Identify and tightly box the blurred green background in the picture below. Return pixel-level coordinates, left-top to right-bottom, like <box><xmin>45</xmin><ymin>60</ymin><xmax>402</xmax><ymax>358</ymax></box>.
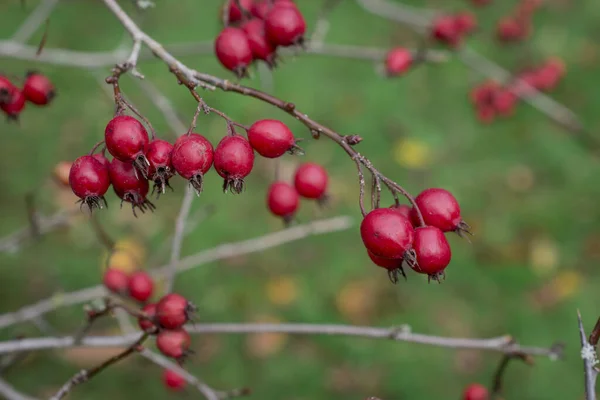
<box><xmin>1</xmin><ymin>0</ymin><xmax>599</xmax><ymax>399</ymax></box>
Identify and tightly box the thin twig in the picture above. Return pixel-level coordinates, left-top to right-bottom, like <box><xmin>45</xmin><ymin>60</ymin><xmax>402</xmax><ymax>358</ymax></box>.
<box><xmin>491</xmin><ymin>352</ymin><xmax>533</xmax><ymax>397</ymax></box>
<box><xmin>578</xmin><ymin>310</ymin><xmax>598</xmax><ymax>400</ymax></box>
<box><xmin>165</xmin><ymin>186</ymin><xmax>195</xmax><ymax>293</ymax></box>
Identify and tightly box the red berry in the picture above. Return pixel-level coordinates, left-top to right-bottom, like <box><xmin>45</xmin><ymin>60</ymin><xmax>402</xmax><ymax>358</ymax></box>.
<box><xmin>214</xmin><ymin>134</ymin><xmax>255</xmax><ymax>194</ymax></box>
<box><xmin>109</xmin><ymin>158</ymin><xmax>155</xmax><ymax>216</ymax></box>
<box><xmin>215</xmin><ymin>27</ymin><xmax>253</xmax><ymax>78</ymax></box>
<box><xmin>389</xmin><ymin>204</ymin><xmax>412</xmax><ymax>219</ymax></box>
<box><xmin>22</xmin><ymin>73</ymin><xmax>55</xmax><ymax>105</ymax></box>
<box><xmin>476</xmin><ymin>105</ymin><xmax>496</xmax><ymax>124</ymax></box>
<box><xmin>463</xmin><ymin>383</ymin><xmax>489</xmax><ymax>400</ymax></box>
<box><xmin>128</xmin><ymin>271</ymin><xmax>154</xmax><ymax>302</ymax></box>
<box><xmin>360</xmin><ymin>208</ymin><xmax>415</xmax><ymax>260</ymax></box>
<box><xmin>411</xmin><ymin>226</ymin><xmax>452</xmax><ymax>279</ymax></box>
<box><xmin>454</xmin><ymin>12</ymin><xmax>477</xmax><ymax>35</ymax></box>
<box><xmin>432</xmin><ymin>15</ymin><xmax>461</xmax><ymax>47</ymax></box>
<box><xmin>92</xmin><ymin>153</ymin><xmax>110</xmax><ymax>169</ymax></box>
<box><xmin>496</xmin><ymin>17</ymin><xmax>527</xmax><ymax>42</ymax></box>
<box><xmin>384</xmin><ymin>48</ymin><xmax>413</xmax><ymax>77</ymax></box>
<box><xmin>138</xmin><ymin>303</ymin><xmax>158</xmax><ymax>333</ymax></box>
<box><xmin>104</xmin><ymin>116</ymin><xmax>150</xmax><ymax>176</ymax></box>
<box><xmin>0</xmin><ymin>88</ymin><xmax>26</xmax><ymax>119</ymax></box>
<box><xmin>492</xmin><ymin>88</ymin><xmax>517</xmax><ymax>116</ymax></box>
<box><xmin>156</xmin><ymin>293</ymin><xmax>193</xmax><ymax>330</ymax></box>
<box><xmin>156</xmin><ymin>328</ymin><xmax>191</xmax><ymax>360</ymax></box>
<box><xmin>242</xmin><ymin>19</ymin><xmax>277</xmax><ymax>66</ymax></box>
<box><xmin>69</xmin><ymin>155</ymin><xmax>111</xmax><ymax>210</ymax></box>
<box><xmin>410</xmin><ymin>188</ymin><xmax>469</xmax><ymax>234</ymax></box>
<box><xmin>293</xmin><ymin>162</ymin><xmax>328</xmax><ymax>200</ymax></box>
<box><xmin>469</xmin><ymin>81</ymin><xmax>498</xmax><ymax>105</ymax></box>
<box><xmin>251</xmin><ymin>0</ymin><xmax>271</xmax><ymax>19</ymax></box>
<box><xmin>0</xmin><ymin>76</ymin><xmax>16</xmax><ymax>104</ymax></box>
<box><xmin>265</xmin><ymin>4</ymin><xmax>306</xmax><ymax>47</ymax></box>
<box><xmin>103</xmin><ymin>268</ymin><xmax>130</xmax><ymax>294</ymax></box>
<box><xmin>267</xmin><ymin>181</ymin><xmax>299</xmax><ymax>222</ymax></box>
<box><xmin>145</xmin><ymin>139</ymin><xmax>174</xmax><ymax>195</ymax></box>
<box><xmin>171</xmin><ymin>133</ymin><xmax>214</xmax><ymax>195</ymax></box>
<box><xmin>228</xmin><ymin>0</ymin><xmax>252</xmax><ymax>23</ymax></box>
<box><xmin>367</xmin><ymin>250</ymin><xmax>405</xmax><ymax>283</ymax></box>
<box><xmin>163</xmin><ymin>369</ymin><xmax>186</xmax><ymax>391</ymax></box>
<box><xmin>248</xmin><ymin>119</ymin><xmax>296</xmax><ymax>158</ymax></box>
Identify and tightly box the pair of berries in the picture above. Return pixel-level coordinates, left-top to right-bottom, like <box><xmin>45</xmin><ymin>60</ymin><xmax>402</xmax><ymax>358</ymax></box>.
<box><xmin>432</xmin><ymin>11</ymin><xmax>477</xmax><ymax>47</ymax></box>
<box><xmin>513</xmin><ymin>58</ymin><xmax>566</xmax><ymax>94</ymax></box>
<box><xmin>470</xmin><ymin>81</ymin><xmax>518</xmax><ymax>124</ymax></box>
<box><xmin>495</xmin><ymin>0</ymin><xmax>541</xmax><ymax>43</ymax></box>
<box><xmin>267</xmin><ymin>162</ymin><xmax>329</xmax><ymax>223</ymax></box>
<box><xmin>0</xmin><ymin>72</ymin><xmax>55</xmax><ymax>120</ymax></box>
<box><xmin>103</xmin><ymin>268</ymin><xmax>154</xmax><ymax>302</ymax></box>
<box><xmin>216</xmin><ymin>0</ymin><xmax>306</xmax><ymax>76</ymax></box>
<box><xmin>361</xmin><ymin>188</ymin><xmax>469</xmax><ymax>283</ymax></box>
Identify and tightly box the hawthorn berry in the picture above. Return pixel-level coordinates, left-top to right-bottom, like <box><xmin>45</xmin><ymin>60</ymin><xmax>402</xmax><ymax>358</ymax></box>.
<box><xmin>227</xmin><ymin>0</ymin><xmax>252</xmax><ymax>23</ymax></box>
<box><xmin>171</xmin><ymin>133</ymin><xmax>214</xmax><ymax>195</ymax></box>
<box><xmin>293</xmin><ymin>162</ymin><xmax>328</xmax><ymax>201</ymax></box>
<box><xmin>492</xmin><ymin>88</ymin><xmax>517</xmax><ymax>117</ymax></box>
<box><xmin>214</xmin><ymin>27</ymin><xmax>253</xmax><ymax>78</ymax></box>
<box><xmin>53</xmin><ymin>161</ymin><xmax>73</xmax><ymax>187</ymax></box>
<box><xmin>0</xmin><ymin>88</ymin><xmax>26</xmax><ymax>120</ymax></box>
<box><xmin>105</xmin><ymin>115</ymin><xmax>150</xmax><ymax>176</ymax></box>
<box><xmin>0</xmin><ymin>76</ymin><xmax>15</xmax><ymax>104</ymax></box>
<box><xmin>103</xmin><ymin>268</ymin><xmax>130</xmax><ymax>294</ymax></box>
<box><xmin>22</xmin><ymin>72</ymin><xmax>55</xmax><ymax>106</ymax></box>
<box><xmin>145</xmin><ymin>139</ymin><xmax>174</xmax><ymax>195</ymax></box>
<box><xmin>92</xmin><ymin>152</ymin><xmax>111</xmax><ymax>169</ymax></box>
<box><xmin>410</xmin><ymin>188</ymin><xmax>470</xmax><ymax>234</ymax></box>
<box><xmin>156</xmin><ymin>328</ymin><xmax>191</xmax><ymax>361</ymax></box>
<box><xmin>496</xmin><ymin>17</ymin><xmax>528</xmax><ymax>42</ymax></box>
<box><xmin>384</xmin><ymin>48</ymin><xmax>413</xmax><ymax>77</ymax></box>
<box><xmin>410</xmin><ymin>226</ymin><xmax>452</xmax><ymax>281</ymax></box>
<box><xmin>367</xmin><ymin>250</ymin><xmax>405</xmax><ymax>283</ymax></box>
<box><xmin>109</xmin><ymin>158</ymin><xmax>155</xmax><ymax>216</ymax></box>
<box><xmin>156</xmin><ymin>293</ymin><xmax>195</xmax><ymax>330</ymax></box>
<box><xmin>214</xmin><ymin>134</ymin><xmax>255</xmax><ymax>194</ymax></box>
<box><xmin>455</xmin><ymin>12</ymin><xmax>477</xmax><ymax>35</ymax></box>
<box><xmin>265</xmin><ymin>4</ymin><xmax>306</xmax><ymax>47</ymax></box>
<box><xmin>463</xmin><ymin>383</ymin><xmax>489</xmax><ymax>400</ymax></box>
<box><xmin>69</xmin><ymin>155</ymin><xmax>111</xmax><ymax>210</ymax></box>
<box><xmin>267</xmin><ymin>181</ymin><xmax>299</xmax><ymax>223</ymax></box>
<box><xmin>163</xmin><ymin>369</ymin><xmax>186</xmax><ymax>391</ymax></box>
<box><xmin>128</xmin><ymin>271</ymin><xmax>154</xmax><ymax>302</ymax></box>
<box><xmin>360</xmin><ymin>208</ymin><xmax>415</xmax><ymax>261</ymax></box>
<box><xmin>138</xmin><ymin>303</ymin><xmax>158</xmax><ymax>333</ymax></box>
<box><xmin>242</xmin><ymin>19</ymin><xmax>277</xmax><ymax>66</ymax></box>
<box><xmin>432</xmin><ymin>15</ymin><xmax>461</xmax><ymax>47</ymax></box>
<box><xmin>252</xmin><ymin>0</ymin><xmax>296</xmax><ymax>19</ymax></box>
<box><xmin>248</xmin><ymin>119</ymin><xmax>297</xmax><ymax>158</ymax></box>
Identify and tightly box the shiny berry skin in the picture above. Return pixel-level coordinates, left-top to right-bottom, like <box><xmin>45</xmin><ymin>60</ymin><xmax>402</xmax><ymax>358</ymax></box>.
<box><xmin>105</xmin><ymin>116</ymin><xmax>150</xmax><ymax>176</ymax></box>
<box><xmin>145</xmin><ymin>139</ymin><xmax>174</xmax><ymax>195</ymax></box>
<box><xmin>389</xmin><ymin>204</ymin><xmax>412</xmax><ymax>219</ymax></box>
<box><xmin>214</xmin><ymin>135</ymin><xmax>255</xmax><ymax>194</ymax></box>
<box><xmin>103</xmin><ymin>268</ymin><xmax>130</xmax><ymax>294</ymax></box>
<box><xmin>455</xmin><ymin>12</ymin><xmax>477</xmax><ymax>35</ymax></box>
<box><xmin>432</xmin><ymin>15</ymin><xmax>461</xmax><ymax>47</ymax></box>
<box><xmin>409</xmin><ymin>188</ymin><xmax>469</xmax><ymax>233</ymax></box>
<box><xmin>265</xmin><ymin>4</ymin><xmax>306</xmax><ymax>47</ymax></box>
<box><xmin>293</xmin><ymin>162</ymin><xmax>328</xmax><ymax>200</ymax></box>
<box><xmin>92</xmin><ymin>153</ymin><xmax>110</xmax><ymax>169</ymax></box>
<box><xmin>411</xmin><ymin>226</ymin><xmax>452</xmax><ymax>279</ymax></box>
<box><xmin>248</xmin><ymin>119</ymin><xmax>296</xmax><ymax>158</ymax></box>
<box><xmin>0</xmin><ymin>76</ymin><xmax>15</xmax><ymax>104</ymax></box>
<box><xmin>228</xmin><ymin>0</ymin><xmax>252</xmax><ymax>23</ymax></box>
<box><xmin>384</xmin><ymin>48</ymin><xmax>413</xmax><ymax>77</ymax></box>
<box><xmin>463</xmin><ymin>383</ymin><xmax>489</xmax><ymax>400</ymax></box>
<box><xmin>22</xmin><ymin>73</ymin><xmax>55</xmax><ymax>105</ymax></box>
<box><xmin>267</xmin><ymin>181</ymin><xmax>299</xmax><ymax>222</ymax></box>
<box><xmin>360</xmin><ymin>208</ymin><xmax>415</xmax><ymax>260</ymax></box>
<box><xmin>242</xmin><ymin>19</ymin><xmax>277</xmax><ymax>66</ymax></box>
<box><xmin>163</xmin><ymin>369</ymin><xmax>186</xmax><ymax>391</ymax></box>
<box><xmin>0</xmin><ymin>88</ymin><xmax>26</xmax><ymax>119</ymax></box>
<box><xmin>109</xmin><ymin>158</ymin><xmax>155</xmax><ymax>216</ymax></box>
<box><xmin>214</xmin><ymin>27</ymin><xmax>253</xmax><ymax>78</ymax></box>
<box><xmin>138</xmin><ymin>303</ymin><xmax>158</xmax><ymax>333</ymax></box>
<box><xmin>156</xmin><ymin>328</ymin><xmax>191</xmax><ymax>360</ymax></box>
<box><xmin>128</xmin><ymin>271</ymin><xmax>154</xmax><ymax>302</ymax></box>
<box><xmin>171</xmin><ymin>133</ymin><xmax>214</xmax><ymax>195</ymax></box>
<box><xmin>156</xmin><ymin>293</ymin><xmax>193</xmax><ymax>330</ymax></box>
<box><xmin>69</xmin><ymin>155</ymin><xmax>110</xmax><ymax>210</ymax></box>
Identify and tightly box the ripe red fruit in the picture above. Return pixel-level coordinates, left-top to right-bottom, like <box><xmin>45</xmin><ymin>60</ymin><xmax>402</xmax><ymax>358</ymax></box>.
<box><xmin>69</xmin><ymin>155</ymin><xmax>111</xmax><ymax>210</ymax></box>
<box><xmin>242</xmin><ymin>19</ymin><xmax>277</xmax><ymax>66</ymax></box>
<box><xmin>432</xmin><ymin>15</ymin><xmax>461</xmax><ymax>47</ymax></box>
<box><xmin>104</xmin><ymin>115</ymin><xmax>150</xmax><ymax>176</ymax></box>
<box><xmin>145</xmin><ymin>139</ymin><xmax>174</xmax><ymax>195</ymax></box>
<box><xmin>128</xmin><ymin>271</ymin><xmax>154</xmax><ymax>302</ymax></box>
<box><xmin>293</xmin><ymin>162</ymin><xmax>328</xmax><ymax>201</ymax></box>
<box><xmin>103</xmin><ymin>268</ymin><xmax>130</xmax><ymax>294</ymax></box>
<box><xmin>214</xmin><ymin>134</ymin><xmax>255</xmax><ymax>194</ymax></box>
<box><xmin>265</xmin><ymin>4</ymin><xmax>306</xmax><ymax>47</ymax></box>
<box><xmin>492</xmin><ymin>88</ymin><xmax>517</xmax><ymax>117</ymax></box>
<box><xmin>410</xmin><ymin>226</ymin><xmax>452</xmax><ymax>280</ymax></box>
<box><xmin>138</xmin><ymin>303</ymin><xmax>158</xmax><ymax>333</ymax></box>
<box><xmin>163</xmin><ymin>369</ymin><xmax>186</xmax><ymax>391</ymax></box>
<box><xmin>248</xmin><ymin>119</ymin><xmax>297</xmax><ymax>158</ymax></box>
<box><xmin>463</xmin><ymin>383</ymin><xmax>489</xmax><ymax>400</ymax></box>
<box><xmin>367</xmin><ymin>250</ymin><xmax>405</xmax><ymax>283</ymax></box>
<box><xmin>455</xmin><ymin>12</ymin><xmax>477</xmax><ymax>35</ymax></box>
<box><xmin>496</xmin><ymin>17</ymin><xmax>528</xmax><ymax>42</ymax></box>
<box><xmin>214</xmin><ymin>27</ymin><xmax>253</xmax><ymax>78</ymax></box>
<box><xmin>476</xmin><ymin>106</ymin><xmax>495</xmax><ymax>124</ymax></box>
<box><xmin>0</xmin><ymin>76</ymin><xmax>16</xmax><ymax>104</ymax></box>
<box><xmin>109</xmin><ymin>158</ymin><xmax>155</xmax><ymax>216</ymax></box>
<box><xmin>384</xmin><ymin>48</ymin><xmax>413</xmax><ymax>77</ymax></box>
<box><xmin>251</xmin><ymin>0</ymin><xmax>295</xmax><ymax>19</ymax></box>
<box><xmin>228</xmin><ymin>0</ymin><xmax>252</xmax><ymax>23</ymax></box>
<box><xmin>92</xmin><ymin>152</ymin><xmax>110</xmax><ymax>169</ymax></box>
<box><xmin>156</xmin><ymin>328</ymin><xmax>191</xmax><ymax>361</ymax></box>
<box><xmin>156</xmin><ymin>293</ymin><xmax>194</xmax><ymax>329</ymax></box>
<box><xmin>360</xmin><ymin>208</ymin><xmax>415</xmax><ymax>260</ymax></box>
<box><xmin>0</xmin><ymin>88</ymin><xmax>26</xmax><ymax>119</ymax></box>
<box><xmin>409</xmin><ymin>188</ymin><xmax>470</xmax><ymax>234</ymax></box>
<box><xmin>267</xmin><ymin>181</ymin><xmax>299</xmax><ymax>222</ymax></box>
<box><xmin>22</xmin><ymin>72</ymin><xmax>55</xmax><ymax>105</ymax></box>
<box><xmin>171</xmin><ymin>133</ymin><xmax>214</xmax><ymax>195</ymax></box>
<box><xmin>389</xmin><ymin>204</ymin><xmax>412</xmax><ymax>219</ymax></box>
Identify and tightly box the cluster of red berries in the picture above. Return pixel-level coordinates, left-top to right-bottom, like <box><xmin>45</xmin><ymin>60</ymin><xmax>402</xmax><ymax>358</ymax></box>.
<box><xmin>360</xmin><ymin>188</ymin><xmax>470</xmax><ymax>283</ymax></box>
<box><xmin>496</xmin><ymin>0</ymin><xmax>542</xmax><ymax>43</ymax></box>
<box><xmin>463</xmin><ymin>383</ymin><xmax>489</xmax><ymax>400</ymax></box>
<box><xmin>266</xmin><ymin>162</ymin><xmax>328</xmax><ymax>223</ymax></box>
<box><xmin>0</xmin><ymin>72</ymin><xmax>55</xmax><ymax>120</ymax></box>
<box><xmin>431</xmin><ymin>11</ymin><xmax>478</xmax><ymax>47</ymax></box>
<box><xmin>215</xmin><ymin>0</ymin><xmax>306</xmax><ymax>77</ymax></box>
<box><xmin>68</xmin><ymin>114</ymin><xmax>301</xmax><ymax>215</ymax></box>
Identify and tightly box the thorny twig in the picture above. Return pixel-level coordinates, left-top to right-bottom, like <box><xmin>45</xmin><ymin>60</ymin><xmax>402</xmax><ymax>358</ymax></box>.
<box><xmin>578</xmin><ymin>311</ymin><xmax>599</xmax><ymax>400</ymax></box>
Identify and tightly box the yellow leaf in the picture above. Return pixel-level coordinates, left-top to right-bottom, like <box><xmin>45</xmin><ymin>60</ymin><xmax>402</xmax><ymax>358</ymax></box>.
<box><xmin>266</xmin><ymin>276</ymin><xmax>298</xmax><ymax>306</ymax></box>
<box><xmin>100</xmin><ymin>237</ymin><xmax>146</xmax><ymax>274</ymax></box>
<box><xmin>392</xmin><ymin>138</ymin><xmax>432</xmax><ymax>170</ymax></box>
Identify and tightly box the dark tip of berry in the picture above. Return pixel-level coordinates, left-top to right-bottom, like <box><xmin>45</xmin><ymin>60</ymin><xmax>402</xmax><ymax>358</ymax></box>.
<box><xmin>317</xmin><ymin>194</ymin><xmax>330</xmax><ymax>208</ymax></box>
<box><xmin>0</xmin><ymin>89</ymin><xmax>10</xmax><ymax>104</ymax></box>
<box><xmin>288</xmin><ymin>143</ymin><xmax>305</xmax><ymax>156</ymax></box>
<box><xmin>121</xmin><ymin>193</ymin><xmax>156</xmax><ymax>217</ymax></box>
<box><xmin>404</xmin><ymin>248</ymin><xmax>418</xmax><ymax>269</ymax></box>
<box><xmin>133</xmin><ymin>155</ymin><xmax>150</xmax><ymax>179</ymax></box>
<box><xmin>456</xmin><ymin>220</ymin><xmax>473</xmax><ymax>241</ymax></box>
<box><xmin>151</xmin><ymin>167</ymin><xmax>174</xmax><ymax>198</ymax></box>
<box><xmin>222</xmin><ymin>177</ymin><xmax>246</xmax><ymax>194</ymax></box>
<box><xmin>176</xmin><ymin>349</ymin><xmax>195</xmax><ymax>365</ymax></box>
<box><xmin>427</xmin><ymin>271</ymin><xmax>446</xmax><ymax>284</ymax></box>
<box><xmin>47</xmin><ymin>90</ymin><xmax>56</xmax><ymax>102</ymax></box>
<box><xmin>233</xmin><ymin>65</ymin><xmax>250</xmax><ymax>79</ymax></box>
<box><xmin>77</xmin><ymin>195</ymin><xmax>107</xmax><ymax>212</ymax></box>
<box><xmin>387</xmin><ymin>267</ymin><xmax>407</xmax><ymax>284</ymax></box>
<box><xmin>282</xmin><ymin>214</ymin><xmax>295</xmax><ymax>227</ymax></box>
<box><xmin>25</xmin><ymin>70</ymin><xmax>38</xmax><ymax>78</ymax></box>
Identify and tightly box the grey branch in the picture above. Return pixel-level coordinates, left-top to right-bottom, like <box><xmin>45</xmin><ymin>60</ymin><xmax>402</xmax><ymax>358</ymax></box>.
<box><xmin>578</xmin><ymin>310</ymin><xmax>598</xmax><ymax>400</ymax></box>
<box><xmin>0</xmin><ymin>378</ymin><xmax>37</xmax><ymax>400</ymax></box>
<box><xmin>165</xmin><ymin>186</ymin><xmax>195</xmax><ymax>293</ymax></box>
<box><xmin>12</xmin><ymin>0</ymin><xmax>59</xmax><ymax>43</ymax></box>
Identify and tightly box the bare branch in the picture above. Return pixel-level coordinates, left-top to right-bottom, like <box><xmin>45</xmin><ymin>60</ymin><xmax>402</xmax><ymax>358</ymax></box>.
<box><xmin>578</xmin><ymin>310</ymin><xmax>598</xmax><ymax>400</ymax></box>
<box><xmin>165</xmin><ymin>186</ymin><xmax>195</xmax><ymax>293</ymax></box>
<box><xmin>0</xmin><ymin>378</ymin><xmax>37</xmax><ymax>400</ymax></box>
<box><xmin>12</xmin><ymin>0</ymin><xmax>59</xmax><ymax>43</ymax></box>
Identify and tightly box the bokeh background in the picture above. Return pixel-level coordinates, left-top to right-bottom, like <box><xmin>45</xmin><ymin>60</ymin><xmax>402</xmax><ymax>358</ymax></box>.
<box><xmin>1</xmin><ymin>0</ymin><xmax>599</xmax><ymax>399</ymax></box>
